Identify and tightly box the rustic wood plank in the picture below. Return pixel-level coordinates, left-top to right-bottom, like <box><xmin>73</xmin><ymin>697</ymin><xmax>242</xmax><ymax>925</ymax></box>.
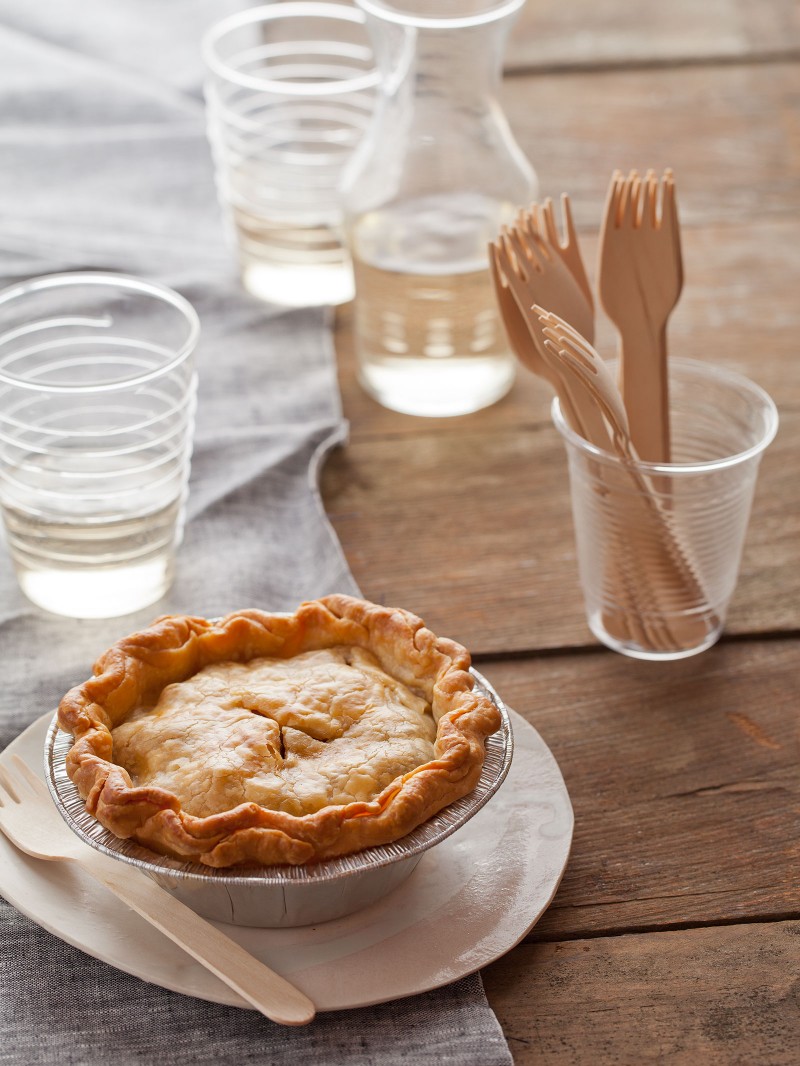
<box><xmin>501</xmin><ymin>60</ymin><xmax>800</xmax><ymax>231</ymax></box>
<box><xmin>478</xmin><ymin>641</ymin><xmax>800</xmax><ymax>938</ymax></box>
<box><xmin>322</xmin><ymin>427</ymin><xmax>796</xmax><ymax>652</ymax></box>
<box><xmin>323</xmin><ymin>414</ymin><xmax>587</xmax><ymax>652</ymax></box>
<box><xmin>322</xmin><ymin>373</ymin><xmax>796</xmax><ymax>653</ymax></box>
<box><xmin>508</xmin><ymin>0</ymin><xmax>800</xmax><ymax>72</ymax></box>
<box><xmin>482</xmin><ymin>921</ymin><xmax>800</xmax><ymax>1065</ymax></box>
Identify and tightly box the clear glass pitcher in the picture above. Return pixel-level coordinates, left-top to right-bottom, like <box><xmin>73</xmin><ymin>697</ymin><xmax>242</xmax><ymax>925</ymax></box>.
<box><xmin>341</xmin><ymin>0</ymin><xmax>537</xmax><ymax>417</ymax></box>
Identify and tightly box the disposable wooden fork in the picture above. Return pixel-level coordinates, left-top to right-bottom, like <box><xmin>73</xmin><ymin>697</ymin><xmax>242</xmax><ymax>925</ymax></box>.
<box><xmin>598</xmin><ymin>169</ymin><xmax>683</xmax><ymax>465</ymax></box>
<box><xmin>489</xmin><ymin>208</ymin><xmax>611</xmax><ymax>451</ymax></box>
<box><xmin>0</xmin><ymin>754</ymin><xmax>316</xmax><ymax>1026</ymax></box>
<box><xmin>490</xmin><ymin>223</ymin><xmax>648</xmax><ymax>647</ymax></box>
<box><xmin>491</xmin><ymin>209</ymin><xmax>665</xmax><ymax>646</ymax></box>
<box><xmin>528</xmin><ymin>194</ymin><xmax>594</xmax><ymax>312</ymax></box>
<box><xmin>537</xmin><ymin>309</ymin><xmax>719</xmax><ymax>653</ymax></box>
<box><xmin>533</xmin><ymin>307</ymin><xmax>684</xmax><ymax>652</ymax></box>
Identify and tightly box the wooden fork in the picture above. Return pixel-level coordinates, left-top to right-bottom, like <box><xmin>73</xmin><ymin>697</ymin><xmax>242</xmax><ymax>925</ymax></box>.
<box><xmin>535</xmin><ymin>307</ymin><xmax>683</xmax><ymax>652</ymax></box>
<box><xmin>0</xmin><ymin>754</ymin><xmax>316</xmax><ymax>1026</ymax></box>
<box><xmin>537</xmin><ymin>309</ymin><xmax>719</xmax><ymax>653</ymax></box>
<box><xmin>489</xmin><ymin>222</ymin><xmax>638</xmax><ymax>647</ymax></box>
<box><xmin>598</xmin><ymin>169</ymin><xmax>683</xmax><ymax>465</ymax></box>
<box><xmin>490</xmin><ymin>240</ymin><xmax>586</xmax><ymax>435</ymax></box>
<box><xmin>489</xmin><ymin>217</ymin><xmax>611</xmax><ymax>450</ymax></box>
<box><xmin>529</xmin><ymin>194</ymin><xmax>594</xmax><ymax>312</ymax></box>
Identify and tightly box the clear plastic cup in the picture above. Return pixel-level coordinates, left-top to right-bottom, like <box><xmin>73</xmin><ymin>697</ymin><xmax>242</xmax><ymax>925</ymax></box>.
<box><xmin>552</xmin><ymin>359</ymin><xmax>779</xmax><ymax>661</ymax></box>
<box><xmin>0</xmin><ymin>273</ymin><xmax>199</xmax><ymax>619</ymax></box>
<box><xmin>202</xmin><ymin>2</ymin><xmax>377</xmax><ymax>308</ymax></box>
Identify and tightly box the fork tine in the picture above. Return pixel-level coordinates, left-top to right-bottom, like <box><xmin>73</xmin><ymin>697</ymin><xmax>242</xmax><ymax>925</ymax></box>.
<box><xmin>497</xmin><ymin>236</ymin><xmax>519</xmax><ymax>277</ymax></box>
<box><xmin>603</xmin><ymin>170</ymin><xmax>623</xmax><ymax>230</ymax></box>
<box><xmin>560</xmin><ymin>194</ymin><xmax>578</xmax><ymax>250</ymax></box>
<box><xmin>495</xmin><ymin>232</ymin><xmax>515</xmax><ymax>275</ymax></box>
<box><xmin>542</xmin><ymin>338</ymin><xmax>630</xmax><ymax>446</ymax></box>
<box><xmin>11</xmin><ymin>754</ymin><xmax>48</xmax><ymax>798</ymax></box>
<box><xmin>611</xmin><ymin>171</ymin><xmax>627</xmax><ymax>228</ymax></box>
<box><xmin>661</xmin><ymin>168</ymin><xmax>678</xmax><ymax>233</ymax></box>
<box><xmin>0</xmin><ymin>763</ymin><xmax>20</xmax><ymax>804</ymax></box>
<box><xmin>517</xmin><ymin>209</ymin><xmax>553</xmax><ymax>262</ymax></box>
<box><xmin>541</xmin><ymin>340</ymin><xmax>602</xmax><ymax>397</ymax></box>
<box><xmin>495</xmin><ymin>237</ymin><xmax>534</xmax><ymax>303</ymax></box>
<box><xmin>490</xmin><ymin>243</ymin><xmax>519</xmax><ymax>306</ymax></box>
<box><xmin>515</xmin><ymin>204</ymin><xmax>538</xmax><ymax>234</ymax></box>
<box><xmin>643</xmin><ymin>169</ymin><xmax>658</xmax><ymax>229</ymax></box>
<box><xmin>558</xmin><ymin>193</ymin><xmax>595</xmax><ymax>313</ymax></box>
<box><xmin>534</xmin><ymin>305</ymin><xmax>590</xmax><ymax>352</ymax></box>
<box><xmin>540</xmin><ymin>320</ymin><xmax>580</xmax><ymax>351</ymax></box>
<box><xmin>542</xmin><ymin>339</ymin><xmax>591</xmax><ymax>383</ymax></box>
<box><xmin>541</xmin><ymin>328</ymin><xmax>597</xmax><ymax>375</ymax></box>
<box><xmin>510</xmin><ymin>212</ymin><xmax>550</xmax><ymax>262</ymax></box>
<box><xmin>628</xmin><ymin>170</ymin><xmax>643</xmax><ymax>228</ymax></box>
<box><xmin>504</xmin><ymin>225</ymin><xmax>544</xmax><ymax>275</ymax></box>
<box><xmin>0</xmin><ymin>756</ymin><xmax>44</xmax><ymax>804</ymax></box>
<box><xmin>661</xmin><ymin>170</ymin><xmax>684</xmax><ymax>289</ymax></box>
<box><xmin>540</xmin><ymin>198</ymin><xmax>560</xmax><ymax>249</ymax></box>
<box><xmin>640</xmin><ymin>170</ymin><xmax>654</xmax><ymax>230</ymax></box>
<box><xmin>488</xmin><ymin>241</ymin><xmax>506</xmax><ymax>287</ymax></box>
<box><xmin>539</xmin><ymin>194</ymin><xmax>575</xmax><ymax>252</ymax></box>
<box><xmin>498</xmin><ymin>231</ymin><xmax>525</xmax><ymax>280</ymax></box>
<box><xmin>525</xmin><ymin>196</ymin><xmax>561</xmax><ymax>252</ymax></box>
<box><xmin>536</xmin><ymin>309</ymin><xmax>589</xmax><ymax>365</ymax></box>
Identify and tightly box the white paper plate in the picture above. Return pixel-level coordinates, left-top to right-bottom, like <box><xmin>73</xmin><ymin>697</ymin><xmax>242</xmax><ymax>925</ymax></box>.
<box><xmin>0</xmin><ymin>707</ymin><xmax>573</xmax><ymax>1011</ymax></box>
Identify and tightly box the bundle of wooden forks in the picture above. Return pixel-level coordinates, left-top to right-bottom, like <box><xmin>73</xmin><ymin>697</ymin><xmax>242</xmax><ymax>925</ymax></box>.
<box><xmin>489</xmin><ymin>171</ymin><xmax>718</xmax><ymax>655</ymax></box>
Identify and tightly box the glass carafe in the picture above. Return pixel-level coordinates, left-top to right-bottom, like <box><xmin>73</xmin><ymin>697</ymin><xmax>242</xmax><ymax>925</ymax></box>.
<box><xmin>342</xmin><ymin>0</ymin><xmax>537</xmax><ymax>417</ymax></box>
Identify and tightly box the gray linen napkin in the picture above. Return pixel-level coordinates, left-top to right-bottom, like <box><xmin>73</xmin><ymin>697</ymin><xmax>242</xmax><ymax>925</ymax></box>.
<box><xmin>0</xmin><ymin>4</ymin><xmax>513</xmax><ymax>1063</ymax></box>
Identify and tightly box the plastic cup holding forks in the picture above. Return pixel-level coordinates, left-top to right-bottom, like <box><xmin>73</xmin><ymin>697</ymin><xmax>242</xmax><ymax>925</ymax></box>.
<box><xmin>552</xmin><ymin>359</ymin><xmax>778</xmax><ymax>660</ymax></box>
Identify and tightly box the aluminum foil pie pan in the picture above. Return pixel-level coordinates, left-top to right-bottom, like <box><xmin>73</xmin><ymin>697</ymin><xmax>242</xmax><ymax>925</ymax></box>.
<box><xmin>45</xmin><ymin>669</ymin><xmax>513</xmax><ymax>928</ymax></box>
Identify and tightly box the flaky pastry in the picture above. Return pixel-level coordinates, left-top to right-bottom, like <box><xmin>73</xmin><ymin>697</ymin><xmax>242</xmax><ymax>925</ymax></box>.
<box><xmin>57</xmin><ymin>595</ymin><xmax>500</xmax><ymax>867</ymax></box>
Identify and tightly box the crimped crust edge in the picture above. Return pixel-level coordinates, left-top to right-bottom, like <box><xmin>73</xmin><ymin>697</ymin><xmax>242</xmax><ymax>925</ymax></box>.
<box><xmin>57</xmin><ymin>595</ymin><xmax>500</xmax><ymax>867</ymax></box>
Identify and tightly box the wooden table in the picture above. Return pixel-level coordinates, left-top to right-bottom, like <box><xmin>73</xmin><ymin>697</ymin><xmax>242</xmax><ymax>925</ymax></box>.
<box><xmin>322</xmin><ymin>3</ymin><xmax>800</xmax><ymax>1061</ymax></box>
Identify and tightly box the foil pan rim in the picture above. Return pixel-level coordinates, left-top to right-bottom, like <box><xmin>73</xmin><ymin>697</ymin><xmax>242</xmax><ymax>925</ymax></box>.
<box><xmin>45</xmin><ymin>668</ymin><xmax>513</xmax><ymax>886</ymax></box>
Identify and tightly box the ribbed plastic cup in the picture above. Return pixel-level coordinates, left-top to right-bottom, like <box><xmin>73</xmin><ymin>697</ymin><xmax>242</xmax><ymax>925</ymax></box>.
<box><xmin>0</xmin><ymin>273</ymin><xmax>199</xmax><ymax>619</ymax></box>
<box><xmin>203</xmin><ymin>3</ymin><xmax>377</xmax><ymax>308</ymax></box>
<box><xmin>552</xmin><ymin>359</ymin><xmax>778</xmax><ymax>661</ymax></box>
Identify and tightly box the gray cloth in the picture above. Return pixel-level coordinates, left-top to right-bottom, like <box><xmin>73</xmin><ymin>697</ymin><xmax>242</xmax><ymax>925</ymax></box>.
<box><xmin>1</xmin><ymin>909</ymin><xmax>512</xmax><ymax>1066</ymax></box>
<box><xmin>0</xmin><ymin>4</ymin><xmax>512</xmax><ymax>1063</ymax></box>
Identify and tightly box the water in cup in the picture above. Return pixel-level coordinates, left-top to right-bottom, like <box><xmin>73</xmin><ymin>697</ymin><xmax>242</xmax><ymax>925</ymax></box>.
<box><xmin>203</xmin><ymin>4</ymin><xmax>376</xmax><ymax>307</ymax></box>
<box><xmin>0</xmin><ymin>272</ymin><xmax>199</xmax><ymax>620</ymax></box>
<box><xmin>3</xmin><ymin>477</ymin><xmax>184</xmax><ymax>619</ymax></box>
<box><xmin>1</xmin><ymin>424</ymin><xmax>192</xmax><ymax>619</ymax></box>
<box><xmin>232</xmin><ymin>203</ymin><xmax>353</xmax><ymax>308</ymax></box>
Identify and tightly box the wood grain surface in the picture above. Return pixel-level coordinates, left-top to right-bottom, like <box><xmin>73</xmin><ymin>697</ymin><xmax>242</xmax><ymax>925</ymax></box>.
<box><xmin>509</xmin><ymin>0</ymin><xmax>800</xmax><ymax>71</ymax></box>
<box><xmin>482</xmin><ymin>922</ymin><xmax>800</xmax><ymax>1065</ymax></box>
<box><xmin>481</xmin><ymin>641</ymin><xmax>800</xmax><ymax>939</ymax></box>
<box><xmin>500</xmin><ymin>61</ymin><xmax>800</xmax><ymax>230</ymax></box>
<box><xmin>323</xmin><ymin>4</ymin><xmax>799</xmax><ymax>1061</ymax></box>
<box><xmin>322</xmin><ymin>401</ymin><xmax>796</xmax><ymax>653</ymax></box>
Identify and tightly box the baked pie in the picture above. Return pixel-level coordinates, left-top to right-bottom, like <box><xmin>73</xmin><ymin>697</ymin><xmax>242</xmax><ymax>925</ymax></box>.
<box><xmin>57</xmin><ymin>595</ymin><xmax>500</xmax><ymax>867</ymax></box>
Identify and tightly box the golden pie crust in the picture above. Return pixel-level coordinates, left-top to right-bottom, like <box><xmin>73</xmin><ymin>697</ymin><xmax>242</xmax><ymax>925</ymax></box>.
<box><xmin>57</xmin><ymin>595</ymin><xmax>500</xmax><ymax>867</ymax></box>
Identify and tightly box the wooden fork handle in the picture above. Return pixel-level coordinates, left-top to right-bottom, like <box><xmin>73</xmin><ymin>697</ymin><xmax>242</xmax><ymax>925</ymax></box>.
<box><xmin>619</xmin><ymin>327</ymin><xmax>671</xmax><ymax>465</ymax></box>
<box><xmin>80</xmin><ymin>848</ymin><xmax>316</xmax><ymax>1025</ymax></box>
